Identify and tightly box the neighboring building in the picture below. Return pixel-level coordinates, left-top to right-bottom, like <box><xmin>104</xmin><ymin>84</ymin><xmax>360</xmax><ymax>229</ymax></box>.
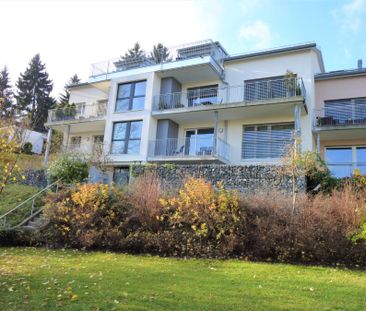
<box><xmin>314</xmin><ymin>63</ymin><xmax>366</xmax><ymax>178</ymax></box>
<box><xmin>2</xmin><ymin>126</ymin><xmax>46</xmax><ymax>154</ymax></box>
<box><xmin>44</xmin><ymin>39</ymin><xmax>325</xmax><ymax>184</ymax></box>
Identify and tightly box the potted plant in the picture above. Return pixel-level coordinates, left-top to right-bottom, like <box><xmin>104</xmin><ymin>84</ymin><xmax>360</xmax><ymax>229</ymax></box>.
<box><xmin>284</xmin><ymin>70</ymin><xmax>297</xmax><ymax>97</ymax></box>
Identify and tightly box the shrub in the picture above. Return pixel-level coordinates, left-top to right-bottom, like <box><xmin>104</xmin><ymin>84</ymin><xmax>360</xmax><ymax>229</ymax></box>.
<box><xmin>42</xmin><ymin>183</ymin><xmax>132</xmax><ymax>249</ymax></box>
<box><xmin>48</xmin><ymin>154</ymin><xmax>88</xmax><ymax>184</ymax></box>
<box><xmin>159</xmin><ymin>178</ymin><xmax>242</xmax><ymax>257</ymax></box>
<box><xmin>127</xmin><ymin>172</ymin><xmax>162</xmax><ymax>231</ymax></box>
<box><xmin>22</xmin><ymin>142</ymin><xmax>33</xmax><ymax>154</ymax></box>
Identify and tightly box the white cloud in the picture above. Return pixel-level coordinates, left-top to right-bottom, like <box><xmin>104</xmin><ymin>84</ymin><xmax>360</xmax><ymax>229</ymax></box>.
<box><xmin>332</xmin><ymin>0</ymin><xmax>366</xmax><ymax>33</ymax></box>
<box><xmin>239</xmin><ymin>20</ymin><xmax>273</xmax><ymax>49</ymax></box>
<box><xmin>0</xmin><ymin>0</ymin><xmax>217</xmax><ymax>96</ymax></box>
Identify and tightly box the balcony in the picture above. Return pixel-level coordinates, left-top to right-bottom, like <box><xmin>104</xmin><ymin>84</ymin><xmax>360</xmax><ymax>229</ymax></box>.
<box><xmin>315</xmin><ymin>105</ymin><xmax>366</xmax><ymax>129</ymax></box>
<box><xmin>89</xmin><ymin>40</ymin><xmax>227</xmax><ymax>83</ymax></box>
<box><xmin>46</xmin><ymin>101</ymin><xmax>107</xmax><ymax>126</ymax></box>
<box><xmin>147</xmin><ymin>137</ymin><xmax>230</xmax><ymax>163</ymax></box>
<box><xmin>152</xmin><ymin>77</ymin><xmax>306</xmax><ymax>114</ymax></box>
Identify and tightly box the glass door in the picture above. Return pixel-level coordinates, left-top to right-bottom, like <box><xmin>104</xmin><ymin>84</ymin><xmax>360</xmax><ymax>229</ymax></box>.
<box><xmin>185</xmin><ymin>128</ymin><xmax>214</xmax><ymax>156</ymax></box>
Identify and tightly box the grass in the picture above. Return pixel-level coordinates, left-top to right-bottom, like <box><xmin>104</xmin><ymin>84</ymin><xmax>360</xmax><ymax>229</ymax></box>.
<box><xmin>0</xmin><ymin>248</ymin><xmax>366</xmax><ymax>310</ymax></box>
<box><xmin>0</xmin><ymin>185</ymin><xmax>41</xmax><ymax>226</ymax></box>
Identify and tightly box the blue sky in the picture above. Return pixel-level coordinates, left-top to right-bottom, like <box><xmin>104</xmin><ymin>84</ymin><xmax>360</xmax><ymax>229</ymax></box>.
<box><xmin>1</xmin><ymin>0</ymin><xmax>366</xmax><ymax>96</ymax></box>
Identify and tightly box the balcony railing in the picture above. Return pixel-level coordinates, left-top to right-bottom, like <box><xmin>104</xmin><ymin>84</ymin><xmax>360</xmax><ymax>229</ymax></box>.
<box><xmin>90</xmin><ymin>39</ymin><xmax>226</xmax><ymax>78</ymax></box>
<box><xmin>315</xmin><ymin>105</ymin><xmax>366</xmax><ymax>128</ymax></box>
<box><xmin>47</xmin><ymin>101</ymin><xmax>107</xmax><ymax>124</ymax></box>
<box><xmin>147</xmin><ymin>137</ymin><xmax>230</xmax><ymax>162</ymax></box>
<box><xmin>153</xmin><ymin>77</ymin><xmax>305</xmax><ymax>111</ymax></box>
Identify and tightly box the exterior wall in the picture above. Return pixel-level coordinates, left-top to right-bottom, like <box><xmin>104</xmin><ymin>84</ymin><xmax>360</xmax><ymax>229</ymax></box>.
<box><xmin>69</xmin><ymin>85</ymin><xmax>109</xmax><ymax>105</ymax></box>
<box><xmin>224</xmin><ymin>49</ymin><xmax>322</xmax><ymax>153</ymax></box>
<box><xmin>131</xmin><ymin>164</ymin><xmax>305</xmax><ymax>193</ymax></box>
<box><xmin>315</xmin><ymin>75</ymin><xmax>366</xmax><ymax>110</ymax></box>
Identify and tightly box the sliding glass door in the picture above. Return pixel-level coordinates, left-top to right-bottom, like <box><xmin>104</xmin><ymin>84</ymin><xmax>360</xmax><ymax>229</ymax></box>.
<box><xmin>185</xmin><ymin>128</ymin><xmax>214</xmax><ymax>156</ymax></box>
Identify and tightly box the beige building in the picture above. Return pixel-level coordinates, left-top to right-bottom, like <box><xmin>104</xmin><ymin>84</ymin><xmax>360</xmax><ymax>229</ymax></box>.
<box><xmin>314</xmin><ymin>66</ymin><xmax>366</xmax><ymax>177</ymax></box>
<box><xmin>45</xmin><ymin>40</ymin><xmax>325</xmax><ymax>183</ymax></box>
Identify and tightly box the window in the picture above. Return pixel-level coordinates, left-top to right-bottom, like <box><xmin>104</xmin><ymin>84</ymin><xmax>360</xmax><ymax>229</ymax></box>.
<box><xmin>113</xmin><ymin>167</ymin><xmax>130</xmax><ymax>186</ymax></box>
<box><xmin>187</xmin><ymin>85</ymin><xmax>218</xmax><ymax>107</ymax></box>
<box><xmin>115</xmin><ymin>80</ymin><xmax>146</xmax><ymax>112</ymax></box>
<box><xmin>242</xmin><ymin>123</ymin><xmax>294</xmax><ymax>159</ymax></box>
<box><xmin>111</xmin><ymin>120</ymin><xmax>142</xmax><ymax>154</ymax></box>
<box><xmin>185</xmin><ymin>128</ymin><xmax>214</xmax><ymax>156</ymax></box>
<box><xmin>326</xmin><ymin>146</ymin><xmax>366</xmax><ymax>178</ymax></box>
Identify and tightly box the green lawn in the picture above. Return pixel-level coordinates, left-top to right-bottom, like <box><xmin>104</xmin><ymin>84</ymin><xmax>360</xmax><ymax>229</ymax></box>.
<box><xmin>0</xmin><ymin>248</ymin><xmax>366</xmax><ymax>310</ymax></box>
<box><xmin>0</xmin><ymin>185</ymin><xmax>40</xmax><ymax>214</ymax></box>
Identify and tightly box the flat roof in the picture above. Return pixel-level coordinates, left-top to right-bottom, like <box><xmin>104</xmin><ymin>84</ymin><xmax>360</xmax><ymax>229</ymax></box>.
<box><xmin>315</xmin><ymin>68</ymin><xmax>366</xmax><ymax>80</ymax></box>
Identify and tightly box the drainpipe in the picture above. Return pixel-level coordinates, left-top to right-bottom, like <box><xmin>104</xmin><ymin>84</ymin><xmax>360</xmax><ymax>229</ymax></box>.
<box><xmin>294</xmin><ymin>104</ymin><xmax>302</xmax><ymax>153</ymax></box>
<box><xmin>44</xmin><ymin>128</ymin><xmax>52</xmax><ymax>165</ymax></box>
<box><xmin>316</xmin><ymin>132</ymin><xmax>320</xmax><ymax>154</ymax></box>
<box><xmin>213</xmin><ymin>110</ymin><xmax>218</xmax><ymax>156</ymax></box>
<box><xmin>65</xmin><ymin>124</ymin><xmax>71</xmax><ymax>153</ymax></box>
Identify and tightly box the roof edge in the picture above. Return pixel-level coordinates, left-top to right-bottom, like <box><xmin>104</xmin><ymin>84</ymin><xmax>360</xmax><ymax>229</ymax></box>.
<box><xmin>224</xmin><ymin>42</ymin><xmax>317</xmax><ymax>62</ymax></box>
<box><xmin>315</xmin><ymin>69</ymin><xmax>366</xmax><ymax>80</ymax></box>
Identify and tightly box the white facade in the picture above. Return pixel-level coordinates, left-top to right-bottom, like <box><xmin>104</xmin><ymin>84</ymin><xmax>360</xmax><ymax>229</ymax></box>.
<box><xmin>45</xmin><ymin>40</ymin><xmax>325</xmax><ymax>182</ymax></box>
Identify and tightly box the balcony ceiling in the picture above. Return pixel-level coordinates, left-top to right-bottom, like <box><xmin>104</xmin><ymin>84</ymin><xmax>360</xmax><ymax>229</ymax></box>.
<box><xmin>49</xmin><ymin>120</ymin><xmax>105</xmax><ymax>134</ymax></box>
<box><xmin>156</xmin><ymin>57</ymin><xmax>222</xmax><ymax>83</ymax></box>
<box><xmin>316</xmin><ymin>127</ymin><xmax>366</xmax><ymax>141</ymax></box>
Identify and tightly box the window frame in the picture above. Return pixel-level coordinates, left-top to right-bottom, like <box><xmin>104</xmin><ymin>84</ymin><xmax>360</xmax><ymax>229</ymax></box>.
<box><xmin>111</xmin><ymin>120</ymin><xmax>143</xmax><ymax>155</ymax></box>
<box><xmin>325</xmin><ymin>145</ymin><xmax>366</xmax><ymax>177</ymax></box>
<box><xmin>115</xmin><ymin>80</ymin><xmax>147</xmax><ymax>112</ymax></box>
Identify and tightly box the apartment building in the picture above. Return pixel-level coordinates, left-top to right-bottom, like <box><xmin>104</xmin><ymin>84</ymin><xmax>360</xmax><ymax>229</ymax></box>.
<box><xmin>314</xmin><ymin>63</ymin><xmax>366</xmax><ymax>178</ymax></box>
<box><xmin>44</xmin><ymin>40</ymin><xmax>324</xmax><ymax>184</ymax></box>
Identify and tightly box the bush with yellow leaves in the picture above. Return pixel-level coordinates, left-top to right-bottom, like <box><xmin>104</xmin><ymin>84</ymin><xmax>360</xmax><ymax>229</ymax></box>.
<box><xmin>158</xmin><ymin>177</ymin><xmax>242</xmax><ymax>257</ymax></box>
<box><xmin>43</xmin><ymin>183</ymin><xmax>132</xmax><ymax>249</ymax></box>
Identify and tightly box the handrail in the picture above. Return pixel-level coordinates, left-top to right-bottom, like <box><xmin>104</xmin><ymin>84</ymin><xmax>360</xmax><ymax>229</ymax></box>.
<box><xmin>0</xmin><ymin>180</ymin><xmax>61</xmax><ymax>229</ymax></box>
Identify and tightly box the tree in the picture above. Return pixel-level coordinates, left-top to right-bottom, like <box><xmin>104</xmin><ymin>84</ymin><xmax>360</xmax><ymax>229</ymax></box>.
<box><xmin>0</xmin><ymin>66</ymin><xmax>15</xmax><ymax>118</ymax></box>
<box><xmin>15</xmin><ymin>54</ymin><xmax>56</xmax><ymax>131</ymax></box>
<box><xmin>280</xmin><ymin>138</ymin><xmax>327</xmax><ymax>220</ymax></box>
<box><xmin>150</xmin><ymin>43</ymin><xmax>171</xmax><ymax>64</ymax></box>
<box><xmin>59</xmin><ymin>74</ymin><xmax>80</xmax><ymax>106</ymax></box>
<box><xmin>120</xmin><ymin>42</ymin><xmax>145</xmax><ymax>61</ymax></box>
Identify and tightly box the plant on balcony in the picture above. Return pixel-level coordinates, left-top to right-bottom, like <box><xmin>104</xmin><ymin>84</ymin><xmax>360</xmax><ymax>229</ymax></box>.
<box><xmin>284</xmin><ymin>70</ymin><xmax>297</xmax><ymax>96</ymax></box>
<box><xmin>64</xmin><ymin>103</ymin><xmax>77</xmax><ymax>119</ymax></box>
<box><xmin>55</xmin><ymin>104</ymin><xmax>65</xmax><ymax>120</ymax></box>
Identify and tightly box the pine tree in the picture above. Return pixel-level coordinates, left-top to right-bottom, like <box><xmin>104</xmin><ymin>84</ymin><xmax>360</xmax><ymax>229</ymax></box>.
<box><xmin>0</xmin><ymin>66</ymin><xmax>15</xmax><ymax>118</ymax></box>
<box><xmin>15</xmin><ymin>54</ymin><xmax>55</xmax><ymax>131</ymax></box>
<box><xmin>150</xmin><ymin>43</ymin><xmax>171</xmax><ymax>64</ymax></box>
<box><xmin>120</xmin><ymin>42</ymin><xmax>145</xmax><ymax>61</ymax></box>
<box><xmin>59</xmin><ymin>74</ymin><xmax>80</xmax><ymax>106</ymax></box>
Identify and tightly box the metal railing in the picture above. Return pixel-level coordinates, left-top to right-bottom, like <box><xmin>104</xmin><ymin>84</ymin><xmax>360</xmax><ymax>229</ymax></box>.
<box><xmin>315</xmin><ymin>105</ymin><xmax>366</xmax><ymax>127</ymax></box>
<box><xmin>147</xmin><ymin>136</ymin><xmax>230</xmax><ymax>162</ymax></box>
<box><xmin>90</xmin><ymin>39</ymin><xmax>226</xmax><ymax>77</ymax></box>
<box><xmin>47</xmin><ymin>101</ymin><xmax>107</xmax><ymax>123</ymax></box>
<box><xmin>0</xmin><ymin>180</ymin><xmax>61</xmax><ymax>230</ymax></box>
<box><xmin>153</xmin><ymin>77</ymin><xmax>305</xmax><ymax>111</ymax></box>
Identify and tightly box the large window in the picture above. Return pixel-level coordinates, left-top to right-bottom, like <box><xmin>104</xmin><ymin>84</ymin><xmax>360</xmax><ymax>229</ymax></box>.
<box><xmin>111</xmin><ymin>120</ymin><xmax>142</xmax><ymax>154</ymax></box>
<box><xmin>116</xmin><ymin>80</ymin><xmax>146</xmax><ymax>112</ymax></box>
<box><xmin>242</xmin><ymin>123</ymin><xmax>294</xmax><ymax>159</ymax></box>
<box><xmin>325</xmin><ymin>146</ymin><xmax>366</xmax><ymax>178</ymax></box>
<box><xmin>187</xmin><ymin>85</ymin><xmax>218</xmax><ymax>107</ymax></box>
